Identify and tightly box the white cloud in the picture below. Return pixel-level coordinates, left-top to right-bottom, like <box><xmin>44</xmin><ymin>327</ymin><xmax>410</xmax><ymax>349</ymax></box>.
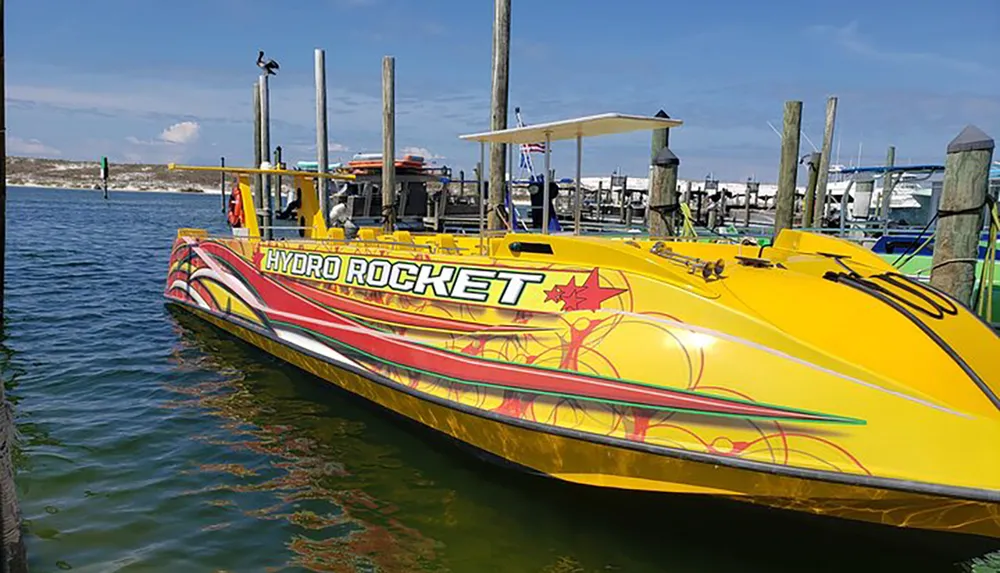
<box><xmin>8</xmin><ymin>136</ymin><xmax>60</xmax><ymax>156</ymax></box>
<box><xmin>329</xmin><ymin>142</ymin><xmax>348</xmax><ymax>152</ymax></box>
<box><xmin>812</xmin><ymin>21</ymin><xmax>998</xmax><ymax>78</ymax></box>
<box><xmin>401</xmin><ymin>146</ymin><xmax>443</xmax><ymax>160</ymax></box>
<box><xmin>159</xmin><ymin>121</ymin><xmax>200</xmax><ymax>144</ymax></box>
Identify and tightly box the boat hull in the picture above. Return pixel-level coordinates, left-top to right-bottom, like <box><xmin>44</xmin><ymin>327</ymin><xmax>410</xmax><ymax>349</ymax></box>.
<box><xmin>168</xmin><ymin>300</ymin><xmax>1000</xmax><ymax>545</ymax></box>
<box><xmin>165</xmin><ymin>231</ymin><xmax>1000</xmax><ymax>544</ymax></box>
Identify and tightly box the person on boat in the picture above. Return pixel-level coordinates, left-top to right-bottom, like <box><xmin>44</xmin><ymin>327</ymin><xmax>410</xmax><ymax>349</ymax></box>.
<box><xmin>329</xmin><ymin>189</ymin><xmax>358</xmax><ymax>239</ymax></box>
<box><xmin>276</xmin><ymin>188</ymin><xmax>302</xmax><ymax>220</ymax></box>
<box><xmin>528</xmin><ymin>179</ymin><xmax>561</xmax><ymax>231</ymax></box>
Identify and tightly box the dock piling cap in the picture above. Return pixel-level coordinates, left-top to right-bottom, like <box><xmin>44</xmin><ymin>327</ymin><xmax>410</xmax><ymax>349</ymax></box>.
<box><xmin>948</xmin><ymin>125</ymin><xmax>994</xmax><ymax>153</ymax></box>
<box><xmin>653</xmin><ymin>147</ymin><xmax>679</xmax><ymax>167</ymax></box>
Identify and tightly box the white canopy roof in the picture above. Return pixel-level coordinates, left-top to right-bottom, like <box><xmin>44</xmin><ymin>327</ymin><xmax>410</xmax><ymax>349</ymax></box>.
<box><xmin>459</xmin><ymin>113</ymin><xmax>683</xmax><ymax>144</ymax></box>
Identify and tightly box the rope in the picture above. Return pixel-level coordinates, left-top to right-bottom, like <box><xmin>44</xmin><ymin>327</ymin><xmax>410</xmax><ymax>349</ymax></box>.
<box><xmin>892</xmin><ymin>194</ymin><xmax>998</xmax><ymax>323</ymax></box>
<box><xmin>976</xmin><ymin>200</ymin><xmax>999</xmax><ymax>322</ymax></box>
<box><xmin>890</xmin><ymin>211</ymin><xmax>938</xmax><ymax>268</ymax></box>
<box><xmin>678</xmin><ymin>204</ymin><xmax>698</xmax><ymax>238</ymax></box>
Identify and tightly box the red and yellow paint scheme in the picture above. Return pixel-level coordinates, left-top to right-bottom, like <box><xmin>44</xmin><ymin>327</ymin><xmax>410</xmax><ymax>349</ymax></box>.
<box><xmin>165</xmin><ymin>171</ymin><xmax>1000</xmax><ymax>543</ymax></box>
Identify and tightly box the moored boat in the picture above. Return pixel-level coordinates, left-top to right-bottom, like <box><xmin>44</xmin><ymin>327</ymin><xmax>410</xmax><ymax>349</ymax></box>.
<box><xmin>165</xmin><ymin>114</ymin><xmax>1000</xmax><ymax>551</ymax></box>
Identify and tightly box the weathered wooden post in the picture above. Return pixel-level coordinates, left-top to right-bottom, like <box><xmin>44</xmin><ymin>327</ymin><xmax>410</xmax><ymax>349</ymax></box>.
<box><xmin>880</xmin><ymin>145</ymin><xmax>896</xmax><ymax>226</ymax></box>
<box><xmin>744</xmin><ymin>179</ymin><xmax>760</xmax><ymax>228</ymax></box>
<box><xmin>488</xmin><ymin>0</ymin><xmax>511</xmax><ymax>230</ymax></box>
<box><xmin>0</xmin><ymin>0</ymin><xmax>4</xmax><ymax>325</ymax></box>
<box><xmin>596</xmin><ymin>180</ymin><xmax>604</xmax><ymax>222</ymax></box>
<box><xmin>273</xmin><ymin>146</ymin><xmax>282</xmax><ymax>220</ymax></box>
<box><xmin>0</xmin><ymin>0</ymin><xmax>26</xmax><ymax>568</ymax></box>
<box><xmin>854</xmin><ymin>172</ymin><xmax>875</xmax><ymax>222</ymax></box>
<box><xmin>220</xmin><ymin>157</ymin><xmax>226</xmax><ymax>212</ymax></box>
<box><xmin>930</xmin><ymin>126</ymin><xmax>994</xmax><ymax>304</ymax></box>
<box><xmin>259</xmin><ymin>75</ymin><xmax>272</xmax><ymax>239</ymax></box>
<box><xmin>813</xmin><ymin>96</ymin><xmax>838</xmax><ymax>224</ymax></box>
<box><xmin>315</xmin><ymin>48</ymin><xmax>329</xmax><ymax>222</ymax></box>
<box><xmin>704</xmin><ymin>177</ymin><xmax>719</xmax><ymax>229</ymax></box>
<box><xmin>648</xmin><ymin>110</ymin><xmax>678</xmax><ymax>236</ymax></box>
<box><xmin>774</xmin><ymin>100</ymin><xmax>802</xmax><ymax>234</ymax></box>
<box><xmin>382</xmin><ymin>55</ymin><xmax>396</xmax><ymax>233</ymax></box>
<box><xmin>801</xmin><ymin>152</ymin><xmax>821</xmax><ymax>228</ymax></box>
<box><xmin>253</xmin><ymin>84</ymin><xmax>263</xmax><ymax>232</ymax></box>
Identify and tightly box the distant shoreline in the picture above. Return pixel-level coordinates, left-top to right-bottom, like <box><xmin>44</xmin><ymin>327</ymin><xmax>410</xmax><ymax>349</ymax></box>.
<box><xmin>5</xmin><ymin>182</ymin><xmax>223</xmax><ymax>195</ymax></box>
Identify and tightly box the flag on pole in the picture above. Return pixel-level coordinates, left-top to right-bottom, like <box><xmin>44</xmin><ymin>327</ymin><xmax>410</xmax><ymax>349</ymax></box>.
<box><xmin>515</xmin><ymin>107</ymin><xmax>547</xmax><ymax>180</ymax></box>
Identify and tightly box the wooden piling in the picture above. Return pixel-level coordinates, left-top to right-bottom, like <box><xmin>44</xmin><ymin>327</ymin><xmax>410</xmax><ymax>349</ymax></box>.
<box><xmin>0</xmin><ymin>0</ymin><xmax>27</xmax><ymax>568</ymax></box>
<box><xmin>0</xmin><ymin>0</ymin><xmax>4</xmax><ymax>325</ymax></box>
<box><xmin>648</xmin><ymin>110</ymin><xmax>678</xmax><ymax>236</ymax></box>
<box><xmin>597</xmin><ymin>181</ymin><xmax>603</xmax><ymax>222</ymax></box>
<box><xmin>813</xmin><ymin>96</ymin><xmax>838</xmax><ymax>224</ymax></box>
<box><xmin>930</xmin><ymin>126</ymin><xmax>995</xmax><ymax>304</ymax></box>
<box><xmin>273</xmin><ymin>146</ymin><xmax>282</xmax><ymax>221</ymax></box>
<box><xmin>774</xmin><ymin>100</ymin><xmax>802</xmax><ymax>234</ymax></box>
<box><xmin>253</xmin><ymin>84</ymin><xmax>263</xmax><ymax>231</ymax></box>
<box><xmin>220</xmin><ymin>157</ymin><xmax>226</xmax><ymax>212</ymax></box>
<box><xmin>854</xmin><ymin>173</ymin><xmax>875</xmax><ymax>224</ymax></box>
<box><xmin>259</xmin><ymin>76</ymin><xmax>272</xmax><ymax>239</ymax></box>
<box><xmin>488</xmin><ymin>0</ymin><xmax>511</xmax><ymax>231</ymax></box>
<box><xmin>880</xmin><ymin>145</ymin><xmax>896</xmax><ymax>224</ymax></box>
<box><xmin>744</xmin><ymin>180</ymin><xmax>751</xmax><ymax>228</ymax></box>
<box><xmin>381</xmin><ymin>55</ymin><xmax>396</xmax><ymax>233</ymax></box>
<box><xmin>802</xmin><ymin>152</ymin><xmax>821</xmax><ymax>228</ymax></box>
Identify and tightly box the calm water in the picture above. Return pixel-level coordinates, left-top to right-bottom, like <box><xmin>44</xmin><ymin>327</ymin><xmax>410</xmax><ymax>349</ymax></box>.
<box><xmin>4</xmin><ymin>186</ymin><xmax>998</xmax><ymax>572</ymax></box>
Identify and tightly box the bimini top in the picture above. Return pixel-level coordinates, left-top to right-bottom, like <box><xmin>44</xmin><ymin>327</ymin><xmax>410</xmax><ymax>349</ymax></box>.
<box><xmin>459</xmin><ymin>113</ymin><xmax>683</xmax><ymax>144</ymax></box>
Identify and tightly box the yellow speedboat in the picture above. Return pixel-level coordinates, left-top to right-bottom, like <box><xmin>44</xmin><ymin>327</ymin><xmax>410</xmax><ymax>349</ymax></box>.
<box><xmin>165</xmin><ymin>114</ymin><xmax>1000</xmax><ymax>550</ymax></box>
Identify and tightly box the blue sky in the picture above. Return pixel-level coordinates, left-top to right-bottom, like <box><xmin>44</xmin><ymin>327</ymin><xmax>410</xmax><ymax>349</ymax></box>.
<box><xmin>6</xmin><ymin>0</ymin><xmax>999</xmax><ymax>181</ymax></box>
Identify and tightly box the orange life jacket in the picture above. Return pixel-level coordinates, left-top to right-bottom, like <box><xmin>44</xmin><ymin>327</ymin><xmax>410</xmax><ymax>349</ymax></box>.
<box><xmin>227</xmin><ymin>185</ymin><xmax>245</xmax><ymax>227</ymax></box>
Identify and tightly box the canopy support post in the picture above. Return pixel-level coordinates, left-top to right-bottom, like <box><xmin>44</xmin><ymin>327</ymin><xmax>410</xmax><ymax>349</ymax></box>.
<box><xmin>479</xmin><ymin>141</ymin><xmax>486</xmax><ymax>252</ymax></box>
<box><xmin>574</xmin><ymin>134</ymin><xmax>582</xmax><ymax>234</ymax></box>
<box><xmin>507</xmin><ymin>139</ymin><xmax>514</xmax><ymax>231</ymax></box>
<box><xmin>542</xmin><ymin>132</ymin><xmax>551</xmax><ymax>235</ymax></box>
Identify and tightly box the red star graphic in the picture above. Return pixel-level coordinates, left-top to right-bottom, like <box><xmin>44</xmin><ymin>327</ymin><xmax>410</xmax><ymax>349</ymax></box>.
<box><xmin>543</xmin><ymin>269</ymin><xmax>626</xmax><ymax>312</ymax></box>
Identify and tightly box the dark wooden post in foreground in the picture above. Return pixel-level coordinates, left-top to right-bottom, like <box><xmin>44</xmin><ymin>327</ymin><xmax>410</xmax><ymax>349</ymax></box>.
<box><xmin>648</xmin><ymin>110</ymin><xmax>678</xmax><ymax>236</ymax></box>
<box><xmin>931</xmin><ymin>126</ymin><xmax>995</xmax><ymax>304</ymax></box>
<box><xmin>0</xmin><ymin>0</ymin><xmax>4</xmax><ymax>325</ymax></box>
<box><xmin>0</xmin><ymin>0</ymin><xmax>27</xmax><ymax>567</ymax></box>
<box><xmin>774</xmin><ymin>100</ymin><xmax>802</xmax><ymax>235</ymax></box>
<box><xmin>813</xmin><ymin>96</ymin><xmax>838</xmax><ymax>224</ymax></box>
<box><xmin>382</xmin><ymin>56</ymin><xmax>396</xmax><ymax>233</ymax></box>
<box><xmin>0</xmin><ymin>0</ymin><xmax>4</xmax><ymax>326</ymax></box>
<box><xmin>801</xmin><ymin>152</ymin><xmax>821</xmax><ymax>228</ymax></box>
<box><xmin>488</xmin><ymin>0</ymin><xmax>511</xmax><ymax>231</ymax></box>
